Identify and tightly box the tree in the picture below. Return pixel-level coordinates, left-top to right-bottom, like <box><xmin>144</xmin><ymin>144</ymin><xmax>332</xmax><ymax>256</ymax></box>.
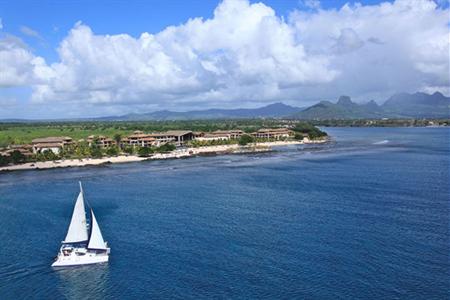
<box><xmin>137</xmin><ymin>146</ymin><xmax>153</xmax><ymax>157</ymax></box>
<box><xmin>292</xmin><ymin>122</ymin><xmax>327</xmax><ymax>139</ymax></box>
<box><xmin>294</xmin><ymin>133</ymin><xmax>306</xmax><ymax>140</ymax></box>
<box><xmin>113</xmin><ymin>134</ymin><xmax>122</xmax><ymax>148</ymax></box>
<box><xmin>10</xmin><ymin>150</ymin><xmax>26</xmax><ymax>164</ymax></box>
<box><xmin>106</xmin><ymin>145</ymin><xmax>119</xmax><ymax>156</ymax></box>
<box><xmin>156</xmin><ymin>143</ymin><xmax>176</xmax><ymax>153</ymax></box>
<box><xmin>42</xmin><ymin>149</ymin><xmax>58</xmax><ymax>161</ymax></box>
<box><xmin>0</xmin><ymin>154</ymin><xmax>10</xmax><ymax>166</ymax></box>
<box><xmin>123</xmin><ymin>146</ymin><xmax>135</xmax><ymax>155</ymax></box>
<box><xmin>238</xmin><ymin>134</ymin><xmax>255</xmax><ymax>146</ymax></box>
<box><xmin>90</xmin><ymin>143</ymin><xmax>103</xmax><ymax>158</ymax></box>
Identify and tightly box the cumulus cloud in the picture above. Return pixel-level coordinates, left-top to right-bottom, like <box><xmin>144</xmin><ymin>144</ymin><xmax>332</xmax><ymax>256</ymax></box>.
<box><xmin>0</xmin><ymin>0</ymin><xmax>449</xmax><ymax>117</ymax></box>
<box><xmin>30</xmin><ymin>1</ymin><xmax>337</xmax><ymax>107</ymax></box>
<box><xmin>0</xmin><ymin>34</ymin><xmax>50</xmax><ymax>87</ymax></box>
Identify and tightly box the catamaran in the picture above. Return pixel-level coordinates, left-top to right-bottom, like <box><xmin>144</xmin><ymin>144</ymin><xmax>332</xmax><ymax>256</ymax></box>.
<box><xmin>52</xmin><ymin>182</ymin><xmax>110</xmax><ymax>267</ymax></box>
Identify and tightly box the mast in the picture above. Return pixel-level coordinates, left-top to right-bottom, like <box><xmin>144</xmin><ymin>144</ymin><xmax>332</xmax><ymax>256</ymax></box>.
<box><xmin>87</xmin><ymin>209</ymin><xmax>107</xmax><ymax>250</ymax></box>
<box><xmin>63</xmin><ymin>182</ymin><xmax>88</xmax><ymax>243</ymax></box>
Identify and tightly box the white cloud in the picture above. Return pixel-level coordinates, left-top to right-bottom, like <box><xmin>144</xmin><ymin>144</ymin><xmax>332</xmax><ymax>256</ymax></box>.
<box><xmin>0</xmin><ymin>0</ymin><xmax>449</xmax><ymax>117</ymax></box>
<box><xmin>289</xmin><ymin>0</ymin><xmax>450</xmax><ymax>100</ymax></box>
<box><xmin>0</xmin><ymin>34</ymin><xmax>50</xmax><ymax>87</ymax></box>
<box><xmin>31</xmin><ymin>1</ymin><xmax>337</xmax><ymax>107</ymax></box>
<box><xmin>300</xmin><ymin>0</ymin><xmax>321</xmax><ymax>10</ymax></box>
<box><xmin>20</xmin><ymin>26</ymin><xmax>44</xmax><ymax>41</ymax></box>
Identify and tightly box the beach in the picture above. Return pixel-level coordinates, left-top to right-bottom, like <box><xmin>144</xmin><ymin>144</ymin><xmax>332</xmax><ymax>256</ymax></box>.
<box><xmin>0</xmin><ymin>140</ymin><xmax>326</xmax><ymax>172</ymax></box>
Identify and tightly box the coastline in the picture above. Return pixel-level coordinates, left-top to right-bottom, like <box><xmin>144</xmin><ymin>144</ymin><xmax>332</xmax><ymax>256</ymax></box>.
<box><xmin>0</xmin><ymin>139</ymin><xmax>327</xmax><ymax>172</ymax></box>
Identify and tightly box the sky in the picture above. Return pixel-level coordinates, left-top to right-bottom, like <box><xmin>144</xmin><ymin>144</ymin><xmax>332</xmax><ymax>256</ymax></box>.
<box><xmin>0</xmin><ymin>0</ymin><xmax>449</xmax><ymax>119</ymax></box>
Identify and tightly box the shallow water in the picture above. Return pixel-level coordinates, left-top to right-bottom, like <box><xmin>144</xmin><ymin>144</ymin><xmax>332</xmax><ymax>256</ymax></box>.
<box><xmin>0</xmin><ymin>127</ymin><xmax>448</xmax><ymax>299</ymax></box>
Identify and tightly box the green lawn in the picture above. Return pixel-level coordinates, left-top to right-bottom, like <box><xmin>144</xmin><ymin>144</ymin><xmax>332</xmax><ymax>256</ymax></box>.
<box><xmin>0</xmin><ymin>124</ymin><xmax>132</xmax><ymax>147</ymax></box>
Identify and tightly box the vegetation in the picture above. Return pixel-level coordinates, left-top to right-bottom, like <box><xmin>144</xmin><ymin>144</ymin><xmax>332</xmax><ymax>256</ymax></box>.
<box><xmin>106</xmin><ymin>145</ymin><xmax>120</xmax><ymax>156</ymax></box>
<box><xmin>156</xmin><ymin>143</ymin><xmax>176</xmax><ymax>153</ymax></box>
<box><xmin>0</xmin><ymin>150</ymin><xmax>27</xmax><ymax>166</ymax></box>
<box><xmin>292</xmin><ymin>122</ymin><xmax>327</xmax><ymax>139</ymax></box>
<box><xmin>137</xmin><ymin>147</ymin><xmax>153</xmax><ymax>157</ymax></box>
<box><xmin>238</xmin><ymin>134</ymin><xmax>255</xmax><ymax>145</ymax></box>
<box><xmin>10</xmin><ymin>150</ymin><xmax>27</xmax><ymax>164</ymax></box>
<box><xmin>0</xmin><ymin>154</ymin><xmax>9</xmax><ymax>166</ymax></box>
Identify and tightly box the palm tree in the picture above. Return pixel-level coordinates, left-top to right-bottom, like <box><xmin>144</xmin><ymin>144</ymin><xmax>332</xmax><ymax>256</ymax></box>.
<box><xmin>114</xmin><ymin>133</ymin><xmax>122</xmax><ymax>149</ymax></box>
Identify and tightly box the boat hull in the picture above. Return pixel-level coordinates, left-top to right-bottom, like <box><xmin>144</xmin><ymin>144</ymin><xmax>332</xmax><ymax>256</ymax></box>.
<box><xmin>52</xmin><ymin>251</ymin><xmax>109</xmax><ymax>267</ymax></box>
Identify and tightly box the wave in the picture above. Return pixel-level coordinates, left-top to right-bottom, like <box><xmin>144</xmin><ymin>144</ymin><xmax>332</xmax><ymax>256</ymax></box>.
<box><xmin>373</xmin><ymin>140</ymin><xmax>389</xmax><ymax>145</ymax></box>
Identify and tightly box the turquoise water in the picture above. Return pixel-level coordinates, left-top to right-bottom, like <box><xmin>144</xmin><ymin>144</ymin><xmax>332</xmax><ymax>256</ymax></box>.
<box><xmin>0</xmin><ymin>128</ymin><xmax>448</xmax><ymax>299</ymax></box>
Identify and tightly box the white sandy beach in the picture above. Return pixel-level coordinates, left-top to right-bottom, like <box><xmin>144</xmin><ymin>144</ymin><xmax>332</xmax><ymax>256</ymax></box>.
<box><xmin>0</xmin><ymin>139</ymin><xmax>326</xmax><ymax>172</ymax></box>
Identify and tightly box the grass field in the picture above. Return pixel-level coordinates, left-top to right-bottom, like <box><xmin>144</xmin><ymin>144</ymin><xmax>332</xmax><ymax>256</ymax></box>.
<box><xmin>0</xmin><ymin>124</ymin><xmax>132</xmax><ymax>147</ymax></box>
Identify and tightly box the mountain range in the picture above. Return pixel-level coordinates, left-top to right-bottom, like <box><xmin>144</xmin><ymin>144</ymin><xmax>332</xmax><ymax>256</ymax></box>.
<box><xmin>98</xmin><ymin>102</ymin><xmax>304</xmax><ymax>121</ymax></box>
<box><xmin>293</xmin><ymin>92</ymin><xmax>449</xmax><ymax>119</ymax></box>
<box><xmin>2</xmin><ymin>92</ymin><xmax>449</xmax><ymax>122</ymax></box>
<box><xmin>105</xmin><ymin>91</ymin><xmax>449</xmax><ymax>120</ymax></box>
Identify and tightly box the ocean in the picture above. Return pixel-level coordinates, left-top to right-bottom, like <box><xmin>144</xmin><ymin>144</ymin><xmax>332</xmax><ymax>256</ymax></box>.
<box><xmin>0</xmin><ymin>127</ymin><xmax>448</xmax><ymax>299</ymax></box>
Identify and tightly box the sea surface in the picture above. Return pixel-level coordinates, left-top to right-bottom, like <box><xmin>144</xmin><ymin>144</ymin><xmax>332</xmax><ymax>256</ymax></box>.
<box><xmin>0</xmin><ymin>128</ymin><xmax>448</xmax><ymax>299</ymax></box>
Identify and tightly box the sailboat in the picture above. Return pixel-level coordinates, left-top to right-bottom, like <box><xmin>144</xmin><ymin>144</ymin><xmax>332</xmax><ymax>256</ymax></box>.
<box><xmin>52</xmin><ymin>182</ymin><xmax>110</xmax><ymax>267</ymax></box>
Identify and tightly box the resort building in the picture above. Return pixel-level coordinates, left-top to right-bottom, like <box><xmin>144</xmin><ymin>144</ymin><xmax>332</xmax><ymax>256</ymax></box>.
<box><xmin>251</xmin><ymin>128</ymin><xmax>293</xmax><ymax>140</ymax></box>
<box><xmin>86</xmin><ymin>135</ymin><xmax>115</xmax><ymax>148</ymax></box>
<box><xmin>122</xmin><ymin>130</ymin><xmax>193</xmax><ymax>147</ymax></box>
<box><xmin>122</xmin><ymin>132</ymin><xmax>157</xmax><ymax>147</ymax></box>
<box><xmin>143</xmin><ymin>130</ymin><xmax>193</xmax><ymax>146</ymax></box>
<box><xmin>193</xmin><ymin>132</ymin><xmax>205</xmax><ymax>139</ymax></box>
<box><xmin>31</xmin><ymin>137</ymin><xmax>73</xmax><ymax>154</ymax></box>
<box><xmin>193</xmin><ymin>130</ymin><xmax>244</xmax><ymax>142</ymax></box>
<box><xmin>146</xmin><ymin>133</ymin><xmax>175</xmax><ymax>146</ymax></box>
<box><xmin>195</xmin><ymin>133</ymin><xmax>230</xmax><ymax>142</ymax></box>
<box><xmin>211</xmin><ymin>130</ymin><xmax>244</xmax><ymax>139</ymax></box>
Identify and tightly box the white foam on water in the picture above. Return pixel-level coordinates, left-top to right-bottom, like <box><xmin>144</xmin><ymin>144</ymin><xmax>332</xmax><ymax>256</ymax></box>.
<box><xmin>373</xmin><ymin>140</ymin><xmax>389</xmax><ymax>145</ymax></box>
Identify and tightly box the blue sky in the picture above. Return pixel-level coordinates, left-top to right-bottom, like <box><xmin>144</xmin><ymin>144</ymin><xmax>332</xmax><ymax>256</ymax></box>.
<box><xmin>0</xmin><ymin>0</ymin><xmax>448</xmax><ymax>118</ymax></box>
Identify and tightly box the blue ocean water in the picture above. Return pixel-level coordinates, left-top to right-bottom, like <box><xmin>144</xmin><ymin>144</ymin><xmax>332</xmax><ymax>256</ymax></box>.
<box><xmin>0</xmin><ymin>127</ymin><xmax>448</xmax><ymax>299</ymax></box>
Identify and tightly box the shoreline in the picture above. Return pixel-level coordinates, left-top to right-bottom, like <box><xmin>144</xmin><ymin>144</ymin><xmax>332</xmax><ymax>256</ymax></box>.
<box><xmin>0</xmin><ymin>139</ymin><xmax>327</xmax><ymax>172</ymax></box>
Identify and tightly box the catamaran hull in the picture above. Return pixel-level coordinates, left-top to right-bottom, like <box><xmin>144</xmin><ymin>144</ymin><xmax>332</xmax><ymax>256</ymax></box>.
<box><xmin>52</xmin><ymin>254</ymin><xmax>109</xmax><ymax>267</ymax></box>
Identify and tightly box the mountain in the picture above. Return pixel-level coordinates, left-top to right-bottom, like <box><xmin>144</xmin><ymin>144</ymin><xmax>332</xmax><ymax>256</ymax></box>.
<box><xmin>382</xmin><ymin>92</ymin><xmax>450</xmax><ymax>118</ymax></box>
<box><xmin>292</xmin><ymin>96</ymin><xmax>385</xmax><ymax>119</ymax></box>
<box><xmin>100</xmin><ymin>102</ymin><xmax>304</xmax><ymax>121</ymax></box>
<box><xmin>292</xmin><ymin>92</ymin><xmax>450</xmax><ymax>119</ymax></box>
<box><xmin>2</xmin><ymin>92</ymin><xmax>448</xmax><ymax>122</ymax></box>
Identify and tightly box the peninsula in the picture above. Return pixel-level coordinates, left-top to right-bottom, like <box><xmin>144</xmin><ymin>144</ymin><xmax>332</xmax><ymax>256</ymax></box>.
<box><xmin>0</xmin><ymin>121</ymin><xmax>328</xmax><ymax>172</ymax></box>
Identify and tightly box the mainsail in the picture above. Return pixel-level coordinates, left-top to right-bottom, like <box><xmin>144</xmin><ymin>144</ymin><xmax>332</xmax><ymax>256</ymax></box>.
<box><xmin>87</xmin><ymin>209</ymin><xmax>107</xmax><ymax>250</ymax></box>
<box><xmin>63</xmin><ymin>182</ymin><xmax>88</xmax><ymax>243</ymax></box>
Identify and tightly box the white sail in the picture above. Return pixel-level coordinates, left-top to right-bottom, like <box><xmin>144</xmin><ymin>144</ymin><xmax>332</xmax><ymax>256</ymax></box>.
<box><xmin>63</xmin><ymin>182</ymin><xmax>88</xmax><ymax>243</ymax></box>
<box><xmin>87</xmin><ymin>209</ymin><xmax>107</xmax><ymax>250</ymax></box>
